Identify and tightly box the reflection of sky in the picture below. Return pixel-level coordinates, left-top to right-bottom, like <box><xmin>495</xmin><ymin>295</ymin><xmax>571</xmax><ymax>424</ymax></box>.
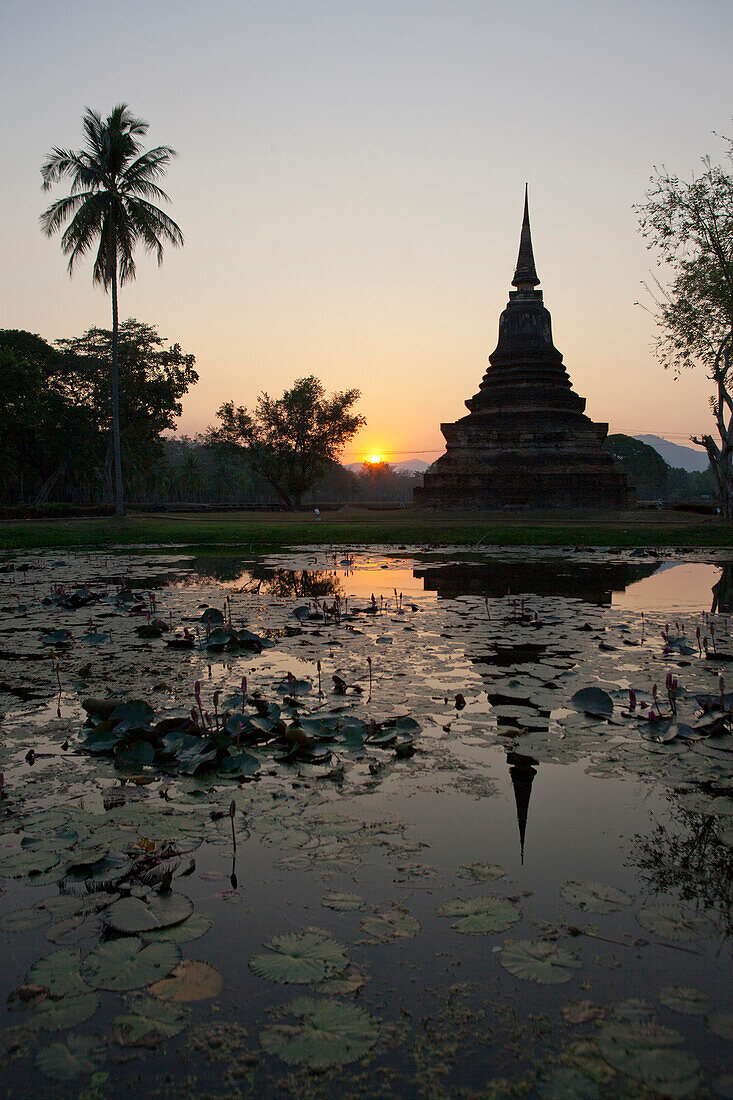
<box><xmin>614</xmin><ymin>563</ymin><xmax>722</xmax><ymax>613</ymax></box>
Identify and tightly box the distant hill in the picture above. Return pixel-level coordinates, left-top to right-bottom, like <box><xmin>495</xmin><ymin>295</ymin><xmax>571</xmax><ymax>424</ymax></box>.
<box><xmin>633</xmin><ymin>435</ymin><xmax>709</xmax><ymax>472</ymax></box>
<box><xmin>345</xmin><ymin>459</ymin><xmax>430</xmax><ymax>473</ymax></box>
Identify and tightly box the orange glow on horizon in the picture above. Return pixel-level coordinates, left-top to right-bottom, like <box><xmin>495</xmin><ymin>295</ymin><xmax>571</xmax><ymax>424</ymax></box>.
<box><xmin>368</xmin><ymin>454</ymin><xmax>383</xmax><ymax>464</ymax></box>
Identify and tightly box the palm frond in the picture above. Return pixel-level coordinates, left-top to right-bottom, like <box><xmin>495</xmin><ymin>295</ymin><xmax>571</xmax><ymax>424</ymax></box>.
<box><xmin>125</xmin><ymin>196</ymin><xmax>184</xmax><ymax>251</ymax></box>
<box><xmin>39</xmin><ymin>190</ymin><xmax>96</xmax><ymax>236</ymax></box>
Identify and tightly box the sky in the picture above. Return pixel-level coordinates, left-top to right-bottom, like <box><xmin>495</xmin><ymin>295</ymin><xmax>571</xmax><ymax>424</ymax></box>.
<box><xmin>2</xmin><ymin>0</ymin><xmax>732</xmax><ymax>463</ymax></box>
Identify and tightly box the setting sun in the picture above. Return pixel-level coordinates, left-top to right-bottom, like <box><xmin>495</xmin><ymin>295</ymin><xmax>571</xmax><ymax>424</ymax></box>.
<box><xmin>368</xmin><ymin>454</ymin><xmax>383</xmax><ymax>464</ymax></box>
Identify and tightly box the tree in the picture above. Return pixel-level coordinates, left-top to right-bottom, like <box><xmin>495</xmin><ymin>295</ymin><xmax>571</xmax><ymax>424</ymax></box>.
<box><xmin>635</xmin><ymin>135</ymin><xmax>733</xmax><ymax>514</ymax></box>
<box><xmin>40</xmin><ymin>105</ymin><xmax>183</xmax><ymax>515</ymax></box>
<box><xmin>209</xmin><ymin>376</ymin><xmax>366</xmax><ymax>508</ymax></box>
<box><xmin>56</xmin><ymin>320</ymin><xmax>197</xmax><ymax>497</ymax></box>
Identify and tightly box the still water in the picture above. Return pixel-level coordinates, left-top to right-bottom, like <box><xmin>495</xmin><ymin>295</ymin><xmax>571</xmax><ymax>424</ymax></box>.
<box><xmin>0</xmin><ymin>548</ymin><xmax>731</xmax><ymax>1097</ymax></box>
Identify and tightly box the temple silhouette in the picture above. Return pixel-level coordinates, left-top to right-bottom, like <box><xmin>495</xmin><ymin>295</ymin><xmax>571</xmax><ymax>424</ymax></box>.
<box><xmin>414</xmin><ymin>189</ymin><xmax>630</xmax><ymax>510</ymax></box>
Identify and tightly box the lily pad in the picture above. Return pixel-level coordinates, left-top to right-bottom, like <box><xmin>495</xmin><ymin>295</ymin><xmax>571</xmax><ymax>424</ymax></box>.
<box><xmin>143</xmin><ymin>913</ymin><xmax>213</xmax><ymax>944</ymax></box>
<box><xmin>105</xmin><ymin>892</ymin><xmax>194</xmax><ymax>934</ymax></box>
<box><xmin>259</xmin><ymin>997</ymin><xmax>379</xmax><ymax>1068</ymax></box>
<box><xmin>570</xmin><ymin>688</ymin><xmax>613</xmax><ymax>718</ymax></box>
<box><xmin>250</xmin><ymin>928</ymin><xmax>348</xmax><ymax>985</ymax></box>
<box><xmin>27</xmin><ymin>948</ymin><xmax>88</xmax><ymax>996</ymax></box>
<box><xmin>536</xmin><ymin>1066</ymin><xmax>600</xmax><ymax>1099</ymax></box>
<box><xmin>436</xmin><ymin>895</ymin><xmax>521</xmax><ymax>935</ymax></box>
<box><xmin>321</xmin><ymin>892</ymin><xmax>366</xmax><ymax>912</ymax></box>
<box><xmin>659</xmin><ymin>986</ymin><xmax>711</xmax><ymax>1016</ymax></box>
<box><xmin>596</xmin><ymin>1021</ymin><xmax>700</xmax><ymax>1097</ymax></box>
<box><xmin>359</xmin><ymin>905</ymin><xmax>421</xmax><ymax>943</ymax></box>
<box><xmin>82</xmin><ymin>938</ymin><xmax>181</xmax><ymax>991</ymax></box>
<box><xmin>636</xmin><ymin>902</ymin><xmax>715</xmax><ymax>941</ymax></box>
<box><xmin>500</xmin><ymin>939</ymin><xmax>582</xmax><ymax>984</ymax></box>
<box><xmin>456</xmin><ymin>862</ymin><xmax>505</xmax><ymax>882</ymax></box>
<box><xmin>560</xmin><ymin>880</ymin><xmax>633</xmax><ymax>914</ymax></box>
<box><xmin>35</xmin><ymin>1034</ymin><xmax>106</xmax><ymax>1081</ymax></box>
<box><xmin>114</xmin><ymin>997</ymin><xmax>191</xmax><ymax>1046</ymax></box>
<box><xmin>149</xmin><ymin>960</ymin><xmax>222</xmax><ymax>1002</ymax></box>
<box><xmin>34</xmin><ymin>991</ymin><xmax>100</xmax><ymax>1031</ymax></box>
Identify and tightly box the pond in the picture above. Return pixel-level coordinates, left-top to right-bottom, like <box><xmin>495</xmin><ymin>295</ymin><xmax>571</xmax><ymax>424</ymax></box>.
<box><xmin>0</xmin><ymin>546</ymin><xmax>732</xmax><ymax>1098</ymax></box>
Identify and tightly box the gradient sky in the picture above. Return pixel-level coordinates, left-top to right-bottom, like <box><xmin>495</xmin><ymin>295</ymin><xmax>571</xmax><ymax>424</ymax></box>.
<box><xmin>3</xmin><ymin>0</ymin><xmax>732</xmax><ymax>461</ymax></box>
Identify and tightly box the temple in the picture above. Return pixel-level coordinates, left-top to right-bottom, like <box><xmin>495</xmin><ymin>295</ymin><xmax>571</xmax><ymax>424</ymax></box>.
<box><xmin>413</xmin><ymin>189</ymin><xmax>630</xmax><ymax>510</ymax></box>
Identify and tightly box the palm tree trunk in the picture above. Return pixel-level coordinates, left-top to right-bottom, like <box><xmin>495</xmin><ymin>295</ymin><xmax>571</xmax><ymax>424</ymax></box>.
<box><xmin>110</xmin><ymin>265</ymin><xmax>125</xmax><ymax>516</ymax></box>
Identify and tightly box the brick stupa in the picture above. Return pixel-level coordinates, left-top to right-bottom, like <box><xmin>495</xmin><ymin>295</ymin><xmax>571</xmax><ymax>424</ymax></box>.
<box><xmin>414</xmin><ymin>190</ymin><xmax>630</xmax><ymax>510</ymax></box>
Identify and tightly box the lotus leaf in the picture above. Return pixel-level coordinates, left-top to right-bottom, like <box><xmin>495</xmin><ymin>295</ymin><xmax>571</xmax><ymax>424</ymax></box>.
<box><xmin>114</xmin><ymin>997</ymin><xmax>190</xmax><ymax>1046</ymax></box>
<box><xmin>143</xmin><ymin>913</ymin><xmax>213</xmax><ymax>944</ymax></box>
<box><xmin>82</xmin><ymin>938</ymin><xmax>181</xmax><ymax>991</ymax></box>
<box><xmin>596</xmin><ymin>1021</ymin><xmax>700</xmax><ymax>1097</ymax></box>
<box><xmin>114</xmin><ymin>740</ymin><xmax>156</xmax><ymax>769</ymax></box>
<box><xmin>437</xmin><ymin>895</ymin><xmax>521</xmax><ymax>934</ymax></box>
<box><xmin>559</xmin><ymin>880</ymin><xmax>633</xmax><ymax>914</ymax></box>
<box><xmin>200</xmin><ymin>607</ymin><xmax>224</xmax><ymax>624</ymax></box>
<box><xmin>251</xmin><ymin>928</ymin><xmax>348</xmax><ymax>985</ymax></box>
<box><xmin>613</xmin><ymin>998</ymin><xmax>654</xmax><ymax>1022</ymax></box>
<box><xmin>259</xmin><ymin>997</ymin><xmax>379</xmax><ymax>1068</ymax></box>
<box><xmin>149</xmin><ymin>959</ymin><xmax>222</xmax><ymax>1001</ymax></box>
<box><xmin>110</xmin><ymin>701</ymin><xmax>155</xmax><ymax>730</ymax></box>
<box><xmin>27</xmin><ymin>948</ymin><xmax>88</xmax><ymax>996</ymax></box>
<box><xmin>359</xmin><ymin>905</ymin><xmax>421</xmax><ymax>943</ymax></box>
<box><xmin>658</xmin><ymin>986</ymin><xmax>710</xmax><ymax>1016</ymax></box>
<box><xmin>35</xmin><ymin>1034</ymin><xmax>106</xmax><ymax>1081</ymax></box>
<box><xmin>315</xmin><ymin>965</ymin><xmax>366</xmax><ymax>995</ymax></box>
<box><xmin>457</xmin><ymin>862</ymin><xmax>506</xmax><ymax>882</ymax></box>
<box><xmin>500</xmin><ymin>939</ymin><xmax>582</xmax><ymax>984</ymax></box>
<box><xmin>570</xmin><ymin>688</ymin><xmax>613</xmax><ymax>718</ymax></box>
<box><xmin>710</xmin><ymin>1011</ymin><xmax>733</xmax><ymax>1040</ymax></box>
<box><xmin>0</xmin><ymin>848</ymin><xmax>61</xmax><ymax>878</ymax></box>
<box><xmin>536</xmin><ymin>1067</ymin><xmax>600</xmax><ymax>1099</ymax></box>
<box><xmin>219</xmin><ymin>750</ymin><xmax>260</xmax><ymax>777</ymax></box>
<box><xmin>636</xmin><ymin>902</ymin><xmax>715</xmax><ymax>941</ymax></box>
<box><xmin>321</xmin><ymin>892</ymin><xmax>366</xmax><ymax>912</ymax></box>
<box><xmin>34</xmin><ymin>991</ymin><xmax>100</xmax><ymax>1031</ymax></box>
<box><xmin>105</xmin><ymin>892</ymin><xmax>193</xmax><ymax>933</ymax></box>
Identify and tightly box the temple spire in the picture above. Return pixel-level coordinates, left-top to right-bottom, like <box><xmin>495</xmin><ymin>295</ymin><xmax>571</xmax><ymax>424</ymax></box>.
<box><xmin>511</xmin><ymin>184</ymin><xmax>540</xmax><ymax>291</ymax></box>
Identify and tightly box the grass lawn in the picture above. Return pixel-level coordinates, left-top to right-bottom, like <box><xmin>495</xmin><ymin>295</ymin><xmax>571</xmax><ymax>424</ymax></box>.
<box><xmin>1</xmin><ymin>507</ymin><xmax>732</xmax><ymax>552</ymax></box>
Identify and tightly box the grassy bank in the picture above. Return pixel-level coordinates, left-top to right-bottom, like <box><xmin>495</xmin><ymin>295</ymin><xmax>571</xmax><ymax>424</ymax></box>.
<box><xmin>1</xmin><ymin>508</ymin><xmax>732</xmax><ymax>552</ymax></box>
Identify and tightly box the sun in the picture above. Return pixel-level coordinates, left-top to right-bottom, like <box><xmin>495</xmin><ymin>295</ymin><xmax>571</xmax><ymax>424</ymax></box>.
<box><xmin>368</xmin><ymin>454</ymin><xmax>383</xmax><ymax>464</ymax></box>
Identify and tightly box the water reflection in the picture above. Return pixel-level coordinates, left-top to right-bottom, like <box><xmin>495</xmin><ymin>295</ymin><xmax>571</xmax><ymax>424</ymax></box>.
<box><xmin>415</xmin><ymin>559</ymin><xmax>659</xmax><ymax>605</ymax></box>
<box><xmin>507</xmin><ymin>751</ymin><xmax>538</xmax><ymax>864</ymax></box>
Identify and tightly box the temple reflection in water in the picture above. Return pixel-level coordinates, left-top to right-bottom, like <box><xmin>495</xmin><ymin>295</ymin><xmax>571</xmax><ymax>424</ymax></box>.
<box><xmin>414</xmin><ymin>558</ymin><xmax>659</xmax><ymax>605</ymax></box>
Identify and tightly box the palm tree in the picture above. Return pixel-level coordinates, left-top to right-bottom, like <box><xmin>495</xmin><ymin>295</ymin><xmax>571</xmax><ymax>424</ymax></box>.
<box><xmin>40</xmin><ymin>105</ymin><xmax>183</xmax><ymax>515</ymax></box>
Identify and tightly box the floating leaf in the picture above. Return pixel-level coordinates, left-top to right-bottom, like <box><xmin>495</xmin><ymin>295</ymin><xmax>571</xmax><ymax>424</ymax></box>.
<box><xmin>34</xmin><ymin>991</ymin><xmax>100</xmax><ymax>1031</ymax></box>
<box><xmin>613</xmin><ymin>998</ymin><xmax>655</xmax><ymax>1022</ymax></box>
<box><xmin>36</xmin><ymin>1035</ymin><xmax>106</xmax><ymax>1081</ymax></box>
<box><xmin>82</xmin><ymin>938</ymin><xmax>181</xmax><ymax>991</ymax></box>
<box><xmin>27</xmin><ymin>948</ymin><xmax>88</xmax><ymax>996</ymax></box>
<box><xmin>560</xmin><ymin>880</ymin><xmax>633</xmax><ymax>914</ymax></box>
<box><xmin>659</xmin><ymin>986</ymin><xmax>710</xmax><ymax>1016</ymax></box>
<box><xmin>114</xmin><ymin>997</ymin><xmax>190</xmax><ymax>1046</ymax></box>
<box><xmin>259</xmin><ymin>997</ymin><xmax>379</xmax><ymax>1068</ymax></box>
<box><xmin>500</xmin><ymin>939</ymin><xmax>582</xmax><ymax>984</ymax></box>
<box><xmin>456</xmin><ymin>862</ymin><xmax>505</xmax><ymax>883</ymax></box>
<box><xmin>315</xmin><ymin>965</ymin><xmax>365</xmax><ymax>995</ymax></box>
<box><xmin>105</xmin><ymin>892</ymin><xmax>193</xmax><ymax>934</ymax></box>
<box><xmin>359</xmin><ymin>905</ymin><xmax>421</xmax><ymax>943</ymax></box>
<box><xmin>570</xmin><ymin>688</ymin><xmax>613</xmax><ymax>718</ymax></box>
<box><xmin>596</xmin><ymin>1021</ymin><xmax>700</xmax><ymax>1097</ymax></box>
<box><xmin>636</xmin><ymin>902</ymin><xmax>715</xmax><ymax>941</ymax></box>
<box><xmin>143</xmin><ymin>913</ymin><xmax>213</xmax><ymax>944</ymax></box>
<box><xmin>149</xmin><ymin>960</ymin><xmax>222</xmax><ymax>1002</ymax></box>
<box><xmin>250</xmin><ymin>928</ymin><xmax>348</xmax><ymax>985</ymax></box>
<box><xmin>321</xmin><ymin>892</ymin><xmax>365</xmax><ymax>912</ymax></box>
<box><xmin>437</xmin><ymin>895</ymin><xmax>521</xmax><ymax>935</ymax></box>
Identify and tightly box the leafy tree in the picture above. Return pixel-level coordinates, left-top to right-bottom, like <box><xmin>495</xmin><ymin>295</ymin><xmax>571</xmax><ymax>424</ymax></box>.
<box><xmin>40</xmin><ymin>105</ymin><xmax>183</xmax><ymax>515</ymax></box>
<box><xmin>56</xmin><ymin>320</ymin><xmax>198</xmax><ymax>497</ymax></box>
<box><xmin>604</xmin><ymin>434</ymin><xmax>669</xmax><ymax>500</ymax></box>
<box><xmin>209</xmin><ymin>376</ymin><xmax>365</xmax><ymax>508</ymax></box>
<box><xmin>636</xmin><ymin>134</ymin><xmax>733</xmax><ymax>514</ymax></box>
